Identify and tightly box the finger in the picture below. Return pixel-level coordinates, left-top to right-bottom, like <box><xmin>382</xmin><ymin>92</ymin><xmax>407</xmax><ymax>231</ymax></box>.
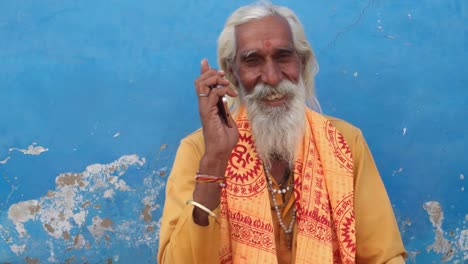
<box><xmin>201</xmin><ymin>74</ymin><xmax>230</xmax><ymax>90</ymax></box>
<box><xmin>225</xmin><ymin>87</ymin><xmax>238</xmax><ymax>98</ymax></box>
<box><xmin>200</xmin><ymin>59</ymin><xmax>210</xmax><ymax>75</ymax></box>
<box><xmin>206</xmin><ymin>86</ymin><xmax>235</xmax><ymax>104</ymax></box>
<box><xmin>195</xmin><ymin>70</ymin><xmax>218</xmax><ymax>96</ymax></box>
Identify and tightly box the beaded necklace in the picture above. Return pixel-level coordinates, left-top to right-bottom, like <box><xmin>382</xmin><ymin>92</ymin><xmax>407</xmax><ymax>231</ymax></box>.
<box><xmin>263</xmin><ymin>163</ymin><xmax>296</xmax><ymax>249</ymax></box>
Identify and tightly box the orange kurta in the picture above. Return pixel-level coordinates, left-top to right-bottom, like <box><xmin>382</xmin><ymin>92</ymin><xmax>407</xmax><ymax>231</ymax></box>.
<box><xmin>158</xmin><ymin>110</ymin><xmax>406</xmax><ymax>264</ymax></box>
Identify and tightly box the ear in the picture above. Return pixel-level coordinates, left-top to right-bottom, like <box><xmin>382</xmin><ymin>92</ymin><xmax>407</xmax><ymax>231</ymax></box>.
<box><xmin>300</xmin><ymin>55</ymin><xmax>307</xmax><ymax>72</ymax></box>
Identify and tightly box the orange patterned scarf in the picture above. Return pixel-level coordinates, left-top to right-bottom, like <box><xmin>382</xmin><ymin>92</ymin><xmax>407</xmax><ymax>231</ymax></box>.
<box><xmin>218</xmin><ymin>105</ymin><xmax>355</xmax><ymax>263</ymax></box>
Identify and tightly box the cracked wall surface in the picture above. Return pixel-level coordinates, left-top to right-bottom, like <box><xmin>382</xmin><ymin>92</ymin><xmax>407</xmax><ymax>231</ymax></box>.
<box><xmin>0</xmin><ymin>0</ymin><xmax>466</xmax><ymax>263</ymax></box>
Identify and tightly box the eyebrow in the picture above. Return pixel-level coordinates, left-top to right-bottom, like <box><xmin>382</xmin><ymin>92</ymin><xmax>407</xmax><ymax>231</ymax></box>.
<box><xmin>239</xmin><ymin>46</ymin><xmax>295</xmax><ymax>60</ymax></box>
<box><xmin>239</xmin><ymin>50</ymin><xmax>259</xmax><ymax>60</ymax></box>
<box><xmin>275</xmin><ymin>47</ymin><xmax>295</xmax><ymax>54</ymax></box>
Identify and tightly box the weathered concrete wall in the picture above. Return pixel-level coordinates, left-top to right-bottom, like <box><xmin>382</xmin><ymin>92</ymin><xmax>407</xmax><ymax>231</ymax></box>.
<box><xmin>0</xmin><ymin>0</ymin><xmax>466</xmax><ymax>263</ymax></box>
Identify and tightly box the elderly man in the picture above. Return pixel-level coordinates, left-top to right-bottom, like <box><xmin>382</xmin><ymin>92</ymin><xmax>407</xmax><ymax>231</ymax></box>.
<box><xmin>158</xmin><ymin>2</ymin><xmax>406</xmax><ymax>264</ymax></box>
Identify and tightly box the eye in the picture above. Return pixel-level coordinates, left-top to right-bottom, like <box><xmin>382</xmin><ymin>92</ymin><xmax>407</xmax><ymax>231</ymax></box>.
<box><xmin>275</xmin><ymin>51</ymin><xmax>294</xmax><ymax>63</ymax></box>
<box><xmin>242</xmin><ymin>56</ymin><xmax>261</xmax><ymax>66</ymax></box>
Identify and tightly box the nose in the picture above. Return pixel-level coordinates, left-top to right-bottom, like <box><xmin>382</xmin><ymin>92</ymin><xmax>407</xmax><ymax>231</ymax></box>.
<box><xmin>261</xmin><ymin>59</ymin><xmax>282</xmax><ymax>86</ymax></box>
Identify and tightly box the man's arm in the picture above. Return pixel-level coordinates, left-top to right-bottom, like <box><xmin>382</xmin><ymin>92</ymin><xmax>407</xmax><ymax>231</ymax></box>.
<box><xmin>157</xmin><ymin>134</ymin><xmax>221</xmax><ymax>264</ymax></box>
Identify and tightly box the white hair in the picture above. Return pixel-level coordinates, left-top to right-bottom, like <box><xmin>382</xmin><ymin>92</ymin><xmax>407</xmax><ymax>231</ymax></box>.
<box><xmin>217</xmin><ymin>1</ymin><xmax>321</xmax><ymax>113</ymax></box>
<box><xmin>241</xmin><ymin>77</ymin><xmax>306</xmax><ymax>168</ymax></box>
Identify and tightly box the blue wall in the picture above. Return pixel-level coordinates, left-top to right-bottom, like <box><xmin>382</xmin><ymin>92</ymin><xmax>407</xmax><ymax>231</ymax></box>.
<box><xmin>0</xmin><ymin>0</ymin><xmax>466</xmax><ymax>263</ymax></box>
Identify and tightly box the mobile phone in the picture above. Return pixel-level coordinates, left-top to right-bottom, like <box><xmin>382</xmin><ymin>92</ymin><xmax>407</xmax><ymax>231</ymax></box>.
<box><xmin>210</xmin><ymin>85</ymin><xmax>233</xmax><ymax>128</ymax></box>
<box><xmin>217</xmin><ymin>95</ymin><xmax>233</xmax><ymax>128</ymax></box>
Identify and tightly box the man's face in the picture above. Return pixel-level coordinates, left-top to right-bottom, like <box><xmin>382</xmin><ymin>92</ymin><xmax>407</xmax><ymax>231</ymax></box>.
<box><xmin>232</xmin><ymin>15</ymin><xmax>302</xmax><ymax>108</ymax></box>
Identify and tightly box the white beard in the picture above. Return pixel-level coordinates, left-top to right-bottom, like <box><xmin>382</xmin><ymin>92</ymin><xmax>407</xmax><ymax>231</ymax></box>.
<box><xmin>240</xmin><ymin>78</ymin><xmax>306</xmax><ymax>169</ymax></box>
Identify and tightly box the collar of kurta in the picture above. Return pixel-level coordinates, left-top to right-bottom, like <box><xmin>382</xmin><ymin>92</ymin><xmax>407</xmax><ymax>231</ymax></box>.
<box><xmin>218</xmin><ymin>104</ymin><xmax>356</xmax><ymax>264</ymax></box>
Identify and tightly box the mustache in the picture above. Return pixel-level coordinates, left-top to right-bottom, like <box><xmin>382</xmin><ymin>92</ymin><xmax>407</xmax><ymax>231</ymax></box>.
<box><xmin>244</xmin><ymin>80</ymin><xmax>297</xmax><ymax>101</ymax></box>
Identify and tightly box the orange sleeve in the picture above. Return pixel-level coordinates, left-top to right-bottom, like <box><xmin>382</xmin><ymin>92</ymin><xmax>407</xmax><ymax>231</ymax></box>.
<box><xmin>352</xmin><ymin>128</ymin><xmax>407</xmax><ymax>263</ymax></box>
<box><xmin>157</xmin><ymin>133</ymin><xmax>221</xmax><ymax>264</ymax></box>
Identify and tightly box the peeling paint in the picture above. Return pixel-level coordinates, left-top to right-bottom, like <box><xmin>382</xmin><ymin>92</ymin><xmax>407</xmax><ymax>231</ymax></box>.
<box><xmin>5</xmin><ymin>154</ymin><xmax>147</xmax><ymax>255</ymax></box>
<box><xmin>47</xmin><ymin>239</ymin><xmax>56</xmax><ymax>262</ymax></box>
<box><xmin>56</xmin><ymin>173</ymin><xmax>84</xmax><ymax>187</ymax></box>
<box><xmin>159</xmin><ymin>144</ymin><xmax>167</xmax><ymax>152</ymax></box>
<box><xmin>400</xmin><ymin>218</ymin><xmax>412</xmax><ymax>234</ymax></box>
<box><xmin>24</xmin><ymin>256</ymin><xmax>39</xmax><ymax>264</ymax></box>
<box><xmin>142</xmin><ymin>204</ymin><xmax>152</xmax><ymax>223</ymax></box>
<box><xmin>9</xmin><ymin>143</ymin><xmax>49</xmax><ymax>155</ymax></box>
<box><xmin>73</xmin><ymin>234</ymin><xmax>86</xmax><ymax>249</ymax></box>
<box><xmin>0</xmin><ymin>156</ymin><xmax>10</xmax><ymax>164</ymax></box>
<box><xmin>87</xmin><ymin>216</ymin><xmax>113</xmax><ymax>240</ymax></box>
<box><xmin>158</xmin><ymin>167</ymin><xmax>168</xmax><ymax>177</ymax></box>
<box><xmin>65</xmin><ymin>255</ymin><xmax>76</xmax><ymax>264</ymax></box>
<box><xmin>103</xmin><ymin>189</ymin><xmax>115</xmax><ymax>198</ymax></box>
<box><xmin>459</xmin><ymin>230</ymin><xmax>468</xmax><ymax>251</ymax></box>
<box><xmin>392</xmin><ymin>167</ymin><xmax>404</xmax><ymax>176</ymax></box>
<box><xmin>10</xmin><ymin>244</ymin><xmax>26</xmax><ymax>256</ymax></box>
<box><xmin>423</xmin><ymin>201</ymin><xmax>454</xmax><ymax>262</ymax></box>
<box><xmin>406</xmin><ymin>251</ymin><xmax>420</xmax><ymax>263</ymax></box>
<box><xmin>1</xmin><ymin>154</ymin><xmax>165</xmax><ymax>260</ymax></box>
<box><xmin>8</xmin><ymin>200</ymin><xmax>40</xmax><ymax>222</ymax></box>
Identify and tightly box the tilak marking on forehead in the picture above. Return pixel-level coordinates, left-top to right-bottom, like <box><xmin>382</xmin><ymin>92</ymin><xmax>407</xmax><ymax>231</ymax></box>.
<box><xmin>264</xmin><ymin>40</ymin><xmax>272</xmax><ymax>48</ymax></box>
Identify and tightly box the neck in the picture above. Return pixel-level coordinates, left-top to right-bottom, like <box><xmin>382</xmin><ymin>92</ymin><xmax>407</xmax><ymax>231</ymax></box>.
<box><xmin>268</xmin><ymin>159</ymin><xmax>290</xmax><ymax>184</ymax></box>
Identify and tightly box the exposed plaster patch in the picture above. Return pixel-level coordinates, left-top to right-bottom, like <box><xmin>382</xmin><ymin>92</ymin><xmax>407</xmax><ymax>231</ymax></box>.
<box><xmin>47</xmin><ymin>239</ymin><xmax>56</xmax><ymax>262</ymax></box>
<box><xmin>159</xmin><ymin>144</ymin><xmax>167</xmax><ymax>152</ymax></box>
<box><xmin>87</xmin><ymin>216</ymin><xmax>113</xmax><ymax>240</ymax></box>
<box><xmin>459</xmin><ymin>230</ymin><xmax>468</xmax><ymax>251</ymax></box>
<box><xmin>9</xmin><ymin>142</ymin><xmax>48</xmax><ymax>155</ymax></box>
<box><xmin>63</xmin><ymin>231</ymin><xmax>70</xmax><ymax>240</ymax></box>
<box><xmin>8</xmin><ymin>200</ymin><xmax>40</xmax><ymax>222</ymax></box>
<box><xmin>5</xmin><ymin>154</ymin><xmax>146</xmax><ymax>255</ymax></box>
<box><xmin>81</xmin><ymin>201</ymin><xmax>91</xmax><ymax>208</ymax></box>
<box><xmin>8</xmin><ymin>200</ymin><xmax>40</xmax><ymax>237</ymax></box>
<box><xmin>406</xmin><ymin>251</ymin><xmax>420</xmax><ymax>263</ymax></box>
<box><xmin>10</xmin><ymin>244</ymin><xmax>26</xmax><ymax>256</ymax></box>
<box><xmin>142</xmin><ymin>205</ymin><xmax>152</xmax><ymax>223</ymax></box>
<box><xmin>24</xmin><ymin>257</ymin><xmax>39</xmax><ymax>264</ymax></box>
<box><xmin>0</xmin><ymin>156</ymin><xmax>10</xmax><ymax>164</ymax></box>
<box><xmin>114</xmin><ymin>219</ymin><xmax>160</xmax><ymax>247</ymax></box>
<box><xmin>72</xmin><ymin>211</ymin><xmax>86</xmax><ymax>226</ymax></box>
<box><xmin>140</xmin><ymin>176</ymin><xmax>163</xmax><ymax>224</ymax></box>
<box><xmin>56</xmin><ymin>173</ymin><xmax>84</xmax><ymax>187</ymax></box>
<box><xmin>103</xmin><ymin>189</ymin><xmax>115</xmax><ymax>198</ymax></box>
<box><xmin>158</xmin><ymin>167</ymin><xmax>168</xmax><ymax>177</ymax></box>
<box><xmin>400</xmin><ymin>218</ymin><xmax>412</xmax><ymax>234</ymax></box>
<box><xmin>392</xmin><ymin>167</ymin><xmax>404</xmax><ymax>176</ymax></box>
<box><xmin>423</xmin><ymin>201</ymin><xmax>454</xmax><ymax>262</ymax></box>
<box><xmin>74</xmin><ymin>234</ymin><xmax>86</xmax><ymax>249</ymax></box>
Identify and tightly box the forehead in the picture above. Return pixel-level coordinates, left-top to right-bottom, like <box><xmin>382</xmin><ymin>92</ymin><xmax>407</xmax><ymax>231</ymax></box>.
<box><xmin>235</xmin><ymin>15</ymin><xmax>293</xmax><ymax>54</ymax></box>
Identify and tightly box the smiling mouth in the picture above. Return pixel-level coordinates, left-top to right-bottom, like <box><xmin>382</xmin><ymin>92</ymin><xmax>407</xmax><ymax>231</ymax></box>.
<box><xmin>264</xmin><ymin>92</ymin><xmax>286</xmax><ymax>101</ymax></box>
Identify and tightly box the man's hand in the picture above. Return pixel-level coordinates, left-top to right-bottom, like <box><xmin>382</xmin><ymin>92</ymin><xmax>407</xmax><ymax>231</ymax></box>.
<box><xmin>194</xmin><ymin>59</ymin><xmax>239</xmax><ymax>167</ymax></box>
<box><xmin>192</xmin><ymin>59</ymin><xmax>239</xmax><ymax>225</ymax></box>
